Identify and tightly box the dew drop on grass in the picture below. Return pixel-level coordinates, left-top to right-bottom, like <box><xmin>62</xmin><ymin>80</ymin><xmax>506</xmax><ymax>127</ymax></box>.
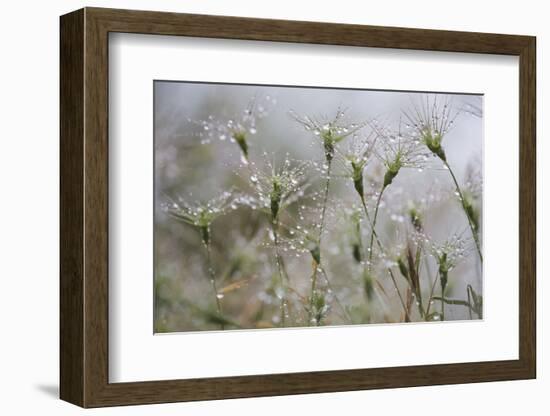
<box><xmin>216</xmin><ymin>293</ymin><xmax>224</xmax><ymax>300</ymax></box>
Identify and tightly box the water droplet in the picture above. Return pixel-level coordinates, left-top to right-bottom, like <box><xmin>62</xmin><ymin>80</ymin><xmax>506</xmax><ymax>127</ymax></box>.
<box><xmin>216</xmin><ymin>293</ymin><xmax>224</xmax><ymax>299</ymax></box>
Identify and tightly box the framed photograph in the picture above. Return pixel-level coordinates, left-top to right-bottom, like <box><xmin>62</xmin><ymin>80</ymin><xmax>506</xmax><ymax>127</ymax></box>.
<box><xmin>60</xmin><ymin>7</ymin><xmax>536</xmax><ymax>407</ymax></box>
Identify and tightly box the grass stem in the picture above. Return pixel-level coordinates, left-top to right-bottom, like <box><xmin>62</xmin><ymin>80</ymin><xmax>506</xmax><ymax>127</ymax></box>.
<box><xmin>308</xmin><ymin>160</ymin><xmax>332</xmax><ymax>324</ymax></box>
<box><xmin>443</xmin><ymin>160</ymin><xmax>483</xmax><ymax>262</ymax></box>
<box><xmin>318</xmin><ymin>161</ymin><xmax>333</xmax><ymax>248</ymax></box>
<box><xmin>368</xmin><ymin>186</ymin><xmax>385</xmax><ymax>267</ymax></box>
<box><xmin>319</xmin><ymin>266</ymin><xmax>352</xmax><ymax>323</ymax></box>
<box><xmin>388</xmin><ymin>268</ymin><xmax>411</xmax><ymax>322</ymax></box>
<box><xmin>271</xmin><ymin>221</ymin><xmax>287</xmax><ymax>326</ymax></box>
<box><xmin>424</xmin><ymin>261</ymin><xmax>439</xmax><ymax>319</ymax></box>
<box><xmin>205</xmin><ymin>240</ymin><xmax>224</xmax><ymax>330</ymax></box>
<box><xmin>360</xmin><ymin>191</ymin><xmax>410</xmax><ymax>322</ymax></box>
<box><xmin>440</xmin><ymin>274</ymin><xmax>446</xmax><ymax>321</ymax></box>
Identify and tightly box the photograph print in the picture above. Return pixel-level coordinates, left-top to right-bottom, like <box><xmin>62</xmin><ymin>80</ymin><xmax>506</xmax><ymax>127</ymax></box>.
<box><xmin>154</xmin><ymin>81</ymin><xmax>483</xmax><ymax>333</ymax></box>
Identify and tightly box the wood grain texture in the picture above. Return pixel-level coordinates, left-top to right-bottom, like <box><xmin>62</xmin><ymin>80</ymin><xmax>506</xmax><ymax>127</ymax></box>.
<box><xmin>59</xmin><ymin>7</ymin><xmax>537</xmax><ymax>408</ymax></box>
<box><xmin>59</xmin><ymin>8</ymin><xmax>84</xmax><ymax>406</ymax></box>
<box><xmin>518</xmin><ymin>38</ymin><xmax>536</xmax><ymax>375</ymax></box>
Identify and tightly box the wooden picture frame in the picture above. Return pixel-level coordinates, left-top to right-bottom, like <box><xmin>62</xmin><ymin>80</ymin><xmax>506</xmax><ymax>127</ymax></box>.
<box><xmin>60</xmin><ymin>7</ymin><xmax>536</xmax><ymax>408</ymax></box>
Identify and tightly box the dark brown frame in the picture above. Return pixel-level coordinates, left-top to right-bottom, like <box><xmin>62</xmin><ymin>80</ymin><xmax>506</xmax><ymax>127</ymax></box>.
<box><xmin>60</xmin><ymin>7</ymin><xmax>536</xmax><ymax>408</ymax></box>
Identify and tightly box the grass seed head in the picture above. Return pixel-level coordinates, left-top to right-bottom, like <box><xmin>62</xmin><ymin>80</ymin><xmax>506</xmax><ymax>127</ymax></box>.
<box><xmin>397</xmin><ymin>257</ymin><xmax>410</xmax><ymax>281</ymax></box>
<box><xmin>462</xmin><ymin>162</ymin><xmax>482</xmax><ymax>232</ymax></box>
<box><xmin>403</xmin><ymin>94</ymin><xmax>460</xmax><ymax>162</ymax></box>
<box><xmin>309</xmin><ymin>243</ymin><xmax>321</xmax><ymax>265</ymax></box>
<box><xmin>195</xmin><ymin>95</ymin><xmax>273</xmax><ymax>160</ymax></box>
<box><xmin>335</xmin><ymin>132</ymin><xmax>377</xmax><ymax>199</ymax></box>
<box><xmin>162</xmin><ymin>191</ymin><xmax>241</xmax><ymax>245</ymax></box>
<box><xmin>232</xmin><ymin>130</ymin><xmax>249</xmax><ymax>158</ymax></box>
<box><xmin>290</xmin><ymin>108</ymin><xmax>367</xmax><ymax>163</ymax></box>
<box><xmin>375</xmin><ymin>123</ymin><xmax>429</xmax><ymax>189</ymax></box>
<box><xmin>363</xmin><ymin>270</ymin><xmax>375</xmax><ymax>301</ymax></box>
<box><xmin>309</xmin><ymin>291</ymin><xmax>330</xmax><ymax>325</ymax></box>
<box><xmin>408</xmin><ymin>207</ymin><xmax>423</xmax><ymax>232</ymax></box>
<box><xmin>247</xmin><ymin>154</ymin><xmax>310</xmax><ymax>222</ymax></box>
<box><xmin>428</xmin><ymin>232</ymin><xmax>471</xmax><ymax>291</ymax></box>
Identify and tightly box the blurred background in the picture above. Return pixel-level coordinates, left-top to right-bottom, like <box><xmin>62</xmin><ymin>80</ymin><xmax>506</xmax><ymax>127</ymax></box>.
<box><xmin>154</xmin><ymin>81</ymin><xmax>483</xmax><ymax>333</ymax></box>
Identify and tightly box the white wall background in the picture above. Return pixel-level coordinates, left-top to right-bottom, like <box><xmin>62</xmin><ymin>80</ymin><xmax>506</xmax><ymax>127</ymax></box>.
<box><xmin>0</xmin><ymin>0</ymin><xmax>545</xmax><ymax>414</ymax></box>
